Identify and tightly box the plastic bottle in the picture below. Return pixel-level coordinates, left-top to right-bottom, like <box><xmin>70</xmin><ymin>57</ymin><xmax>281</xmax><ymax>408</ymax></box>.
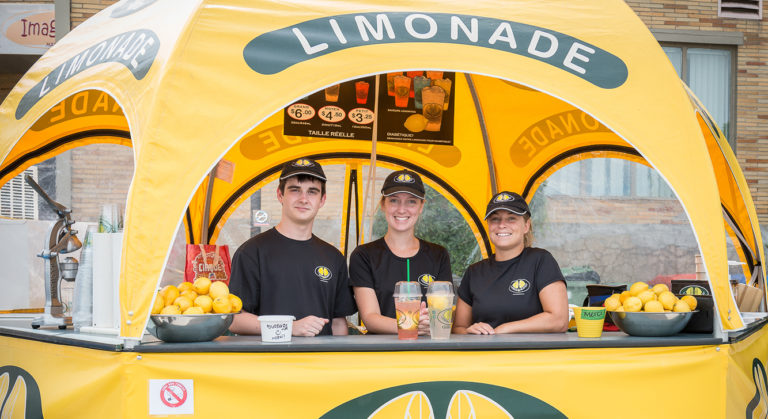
<box><xmin>73</xmin><ymin>225</ymin><xmax>96</xmax><ymax>332</ymax></box>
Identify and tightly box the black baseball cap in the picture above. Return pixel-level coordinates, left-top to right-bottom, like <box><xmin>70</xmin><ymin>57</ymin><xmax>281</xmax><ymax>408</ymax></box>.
<box><xmin>279</xmin><ymin>157</ymin><xmax>326</xmax><ymax>181</ymax></box>
<box><xmin>381</xmin><ymin>170</ymin><xmax>425</xmax><ymax>199</ymax></box>
<box><xmin>484</xmin><ymin>191</ymin><xmax>529</xmax><ymax>219</ymax></box>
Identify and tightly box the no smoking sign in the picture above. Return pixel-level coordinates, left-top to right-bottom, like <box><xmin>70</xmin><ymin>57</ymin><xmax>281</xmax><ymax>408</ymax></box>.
<box><xmin>149</xmin><ymin>379</ymin><xmax>194</xmax><ymax>415</ymax></box>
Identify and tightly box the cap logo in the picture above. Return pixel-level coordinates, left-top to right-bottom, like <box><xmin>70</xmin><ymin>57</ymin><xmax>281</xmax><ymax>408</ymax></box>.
<box><xmin>418</xmin><ymin>274</ymin><xmax>435</xmax><ymax>287</ymax></box>
<box><xmin>494</xmin><ymin>193</ymin><xmax>514</xmax><ymax>203</ymax></box>
<box><xmin>395</xmin><ymin>173</ymin><xmax>415</xmax><ymax>183</ymax></box>
<box><xmin>509</xmin><ymin>279</ymin><xmax>530</xmax><ymax>295</ymax></box>
<box><xmin>293</xmin><ymin>158</ymin><xmax>314</xmax><ymax>167</ymax></box>
<box><xmin>314</xmin><ymin>266</ymin><xmax>331</xmax><ymax>282</ymax></box>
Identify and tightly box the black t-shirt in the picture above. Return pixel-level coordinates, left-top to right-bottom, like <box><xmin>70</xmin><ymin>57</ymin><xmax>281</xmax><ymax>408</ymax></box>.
<box><xmin>457</xmin><ymin>247</ymin><xmax>564</xmax><ymax>328</ymax></box>
<box><xmin>229</xmin><ymin>228</ymin><xmax>357</xmax><ymax>336</ymax></box>
<box><xmin>349</xmin><ymin>238</ymin><xmax>452</xmax><ymax>318</ymax></box>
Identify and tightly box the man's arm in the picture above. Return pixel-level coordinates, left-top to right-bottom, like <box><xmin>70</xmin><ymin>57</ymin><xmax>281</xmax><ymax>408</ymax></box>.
<box><xmin>331</xmin><ymin>317</ymin><xmax>348</xmax><ymax>335</ymax></box>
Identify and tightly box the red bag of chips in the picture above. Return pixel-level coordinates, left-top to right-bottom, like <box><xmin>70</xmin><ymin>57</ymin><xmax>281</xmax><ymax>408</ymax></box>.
<box><xmin>184</xmin><ymin>244</ymin><xmax>231</xmax><ymax>285</ymax></box>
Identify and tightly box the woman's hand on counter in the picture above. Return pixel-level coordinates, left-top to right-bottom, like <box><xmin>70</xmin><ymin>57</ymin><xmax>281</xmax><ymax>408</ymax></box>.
<box><xmin>465</xmin><ymin>322</ymin><xmax>496</xmax><ymax>335</ymax></box>
<box><xmin>418</xmin><ymin>301</ymin><xmax>430</xmax><ymax>336</ymax></box>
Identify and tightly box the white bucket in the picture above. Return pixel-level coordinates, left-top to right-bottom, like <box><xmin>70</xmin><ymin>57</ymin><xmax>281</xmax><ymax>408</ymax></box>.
<box><xmin>259</xmin><ymin>315</ymin><xmax>295</xmax><ymax>343</ymax></box>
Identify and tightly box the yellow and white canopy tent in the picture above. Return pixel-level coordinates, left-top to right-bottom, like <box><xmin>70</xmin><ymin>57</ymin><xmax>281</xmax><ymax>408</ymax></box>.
<box><xmin>0</xmin><ymin>0</ymin><xmax>763</xmax><ymax>342</ymax></box>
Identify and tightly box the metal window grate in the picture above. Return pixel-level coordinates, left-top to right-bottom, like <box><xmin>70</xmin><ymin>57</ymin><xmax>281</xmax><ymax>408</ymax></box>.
<box><xmin>719</xmin><ymin>0</ymin><xmax>762</xmax><ymax>19</ymax></box>
<box><xmin>0</xmin><ymin>167</ymin><xmax>39</xmax><ymax>220</ymax></box>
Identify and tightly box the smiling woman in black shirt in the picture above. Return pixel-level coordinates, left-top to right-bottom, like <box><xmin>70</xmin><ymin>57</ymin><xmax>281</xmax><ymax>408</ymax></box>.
<box><xmin>453</xmin><ymin>191</ymin><xmax>569</xmax><ymax>335</ymax></box>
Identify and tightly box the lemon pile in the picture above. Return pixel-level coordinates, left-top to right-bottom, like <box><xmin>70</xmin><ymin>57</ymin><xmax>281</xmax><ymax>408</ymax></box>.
<box><xmin>604</xmin><ymin>282</ymin><xmax>697</xmax><ymax>313</ymax></box>
<box><xmin>152</xmin><ymin>277</ymin><xmax>243</xmax><ymax>315</ymax></box>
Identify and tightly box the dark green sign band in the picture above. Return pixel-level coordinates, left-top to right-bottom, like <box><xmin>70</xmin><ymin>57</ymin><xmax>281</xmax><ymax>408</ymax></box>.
<box><xmin>243</xmin><ymin>12</ymin><xmax>628</xmax><ymax>88</ymax></box>
<box><xmin>16</xmin><ymin>29</ymin><xmax>159</xmax><ymax>120</ymax></box>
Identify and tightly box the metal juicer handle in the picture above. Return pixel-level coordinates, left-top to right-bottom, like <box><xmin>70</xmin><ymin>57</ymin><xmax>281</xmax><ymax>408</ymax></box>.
<box><xmin>25</xmin><ymin>174</ymin><xmax>70</xmax><ymax>217</ymax></box>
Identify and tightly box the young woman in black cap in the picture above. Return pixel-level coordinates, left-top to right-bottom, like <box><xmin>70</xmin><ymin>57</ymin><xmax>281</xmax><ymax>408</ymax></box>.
<box><xmin>349</xmin><ymin>169</ymin><xmax>452</xmax><ymax>335</ymax></box>
<box><xmin>453</xmin><ymin>192</ymin><xmax>569</xmax><ymax>334</ymax></box>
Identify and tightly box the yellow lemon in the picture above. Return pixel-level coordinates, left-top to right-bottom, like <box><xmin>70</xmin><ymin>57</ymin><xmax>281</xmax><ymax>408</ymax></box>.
<box><xmin>194</xmin><ymin>295</ymin><xmax>213</xmax><ymax>313</ymax></box>
<box><xmin>160</xmin><ymin>285</ymin><xmax>179</xmax><ymax>307</ymax></box>
<box><xmin>229</xmin><ymin>294</ymin><xmax>243</xmax><ymax>313</ymax></box>
<box><xmin>629</xmin><ymin>282</ymin><xmax>649</xmax><ymax>297</ymax></box>
<box><xmin>658</xmin><ymin>291</ymin><xmax>678</xmax><ymax>310</ymax></box>
<box><xmin>404</xmin><ymin>114</ymin><xmax>427</xmax><ymax>132</ymax></box>
<box><xmin>637</xmin><ymin>290</ymin><xmax>656</xmax><ymax>305</ymax></box>
<box><xmin>619</xmin><ymin>291</ymin><xmax>632</xmax><ymax>304</ymax></box>
<box><xmin>209</xmin><ymin>281</ymin><xmax>230</xmax><ymax>300</ymax></box>
<box><xmin>644</xmin><ymin>300</ymin><xmax>664</xmax><ymax>312</ymax></box>
<box><xmin>673</xmin><ymin>300</ymin><xmax>691</xmax><ymax>312</ymax></box>
<box><xmin>623</xmin><ymin>296</ymin><xmax>643</xmax><ymax>312</ymax></box>
<box><xmin>173</xmin><ymin>296</ymin><xmax>193</xmax><ymax>312</ymax></box>
<box><xmin>160</xmin><ymin>304</ymin><xmax>181</xmax><ymax>315</ymax></box>
<box><xmin>681</xmin><ymin>295</ymin><xmax>698</xmax><ymax>311</ymax></box>
<box><xmin>212</xmin><ymin>296</ymin><xmax>233</xmax><ymax>314</ymax></box>
<box><xmin>615</xmin><ymin>306</ymin><xmax>625</xmax><ymax>312</ymax></box>
<box><xmin>182</xmin><ymin>306</ymin><xmax>204</xmax><ymax>315</ymax></box>
<box><xmin>181</xmin><ymin>290</ymin><xmax>198</xmax><ymax>302</ymax></box>
<box><xmin>651</xmin><ymin>283</ymin><xmax>669</xmax><ymax>296</ymax></box>
<box><xmin>177</xmin><ymin>282</ymin><xmax>194</xmax><ymax>293</ymax></box>
<box><xmin>604</xmin><ymin>297</ymin><xmax>621</xmax><ymax>311</ymax></box>
<box><xmin>193</xmin><ymin>277</ymin><xmax>212</xmax><ymax>295</ymax></box>
<box><xmin>151</xmin><ymin>297</ymin><xmax>165</xmax><ymax>315</ymax></box>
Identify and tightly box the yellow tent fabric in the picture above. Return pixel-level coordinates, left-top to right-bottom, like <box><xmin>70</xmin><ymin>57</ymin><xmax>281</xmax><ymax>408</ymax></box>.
<box><xmin>0</xmin><ymin>0</ymin><xmax>763</xmax><ymax>339</ymax></box>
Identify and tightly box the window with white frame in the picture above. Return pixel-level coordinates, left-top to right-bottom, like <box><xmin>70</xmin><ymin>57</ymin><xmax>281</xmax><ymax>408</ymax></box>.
<box><xmin>662</xmin><ymin>44</ymin><xmax>735</xmax><ymax>147</ymax></box>
<box><xmin>0</xmin><ymin>167</ymin><xmax>39</xmax><ymax>220</ymax></box>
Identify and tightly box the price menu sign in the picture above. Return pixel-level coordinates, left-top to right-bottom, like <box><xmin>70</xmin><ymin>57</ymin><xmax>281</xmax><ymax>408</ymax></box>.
<box><xmin>283</xmin><ymin>75</ymin><xmax>376</xmax><ymax>140</ymax></box>
<box><xmin>375</xmin><ymin>71</ymin><xmax>455</xmax><ymax>145</ymax></box>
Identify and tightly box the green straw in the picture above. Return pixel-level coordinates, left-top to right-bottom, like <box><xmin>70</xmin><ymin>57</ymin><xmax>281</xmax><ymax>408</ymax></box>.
<box><xmin>407</xmin><ymin>258</ymin><xmax>410</xmax><ymax>282</ymax></box>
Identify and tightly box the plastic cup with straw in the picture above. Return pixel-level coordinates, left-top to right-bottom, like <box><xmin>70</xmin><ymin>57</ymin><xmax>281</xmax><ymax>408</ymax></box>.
<box><xmin>393</xmin><ymin>259</ymin><xmax>420</xmax><ymax>340</ymax></box>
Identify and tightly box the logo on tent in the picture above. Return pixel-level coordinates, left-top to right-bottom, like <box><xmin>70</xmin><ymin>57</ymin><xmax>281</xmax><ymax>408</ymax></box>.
<box><xmin>320</xmin><ymin>381</ymin><xmax>565</xmax><ymax>418</ymax></box>
<box><xmin>244</xmin><ymin>12</ymin><xmax>628</xmax><ymax>89</ymax></box>
<box><xmin>0</xmin><ymin>366</ymin><xmax>44</xmax><ymax>419</ymax></box>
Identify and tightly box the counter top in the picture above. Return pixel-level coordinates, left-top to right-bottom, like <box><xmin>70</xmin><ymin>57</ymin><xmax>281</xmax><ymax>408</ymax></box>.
<box><xmin>135</xmin><ymin>331</ymin><xmax>724</xmax><ymax>353</ymax></box>
<box><xmin>2</xmin><ymin>316</ymin><xmax>764</xmax><ymax>353</ymax></box>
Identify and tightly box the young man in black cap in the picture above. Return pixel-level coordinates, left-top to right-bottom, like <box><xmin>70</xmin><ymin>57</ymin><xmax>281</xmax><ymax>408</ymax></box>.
<box><xmin>350</xmin><ymin>169</ymin><xmax>452</xmax><ymax>335</ymax></box>
<box><xmin>229</xmin><ymin>157</ymin><xmax>356</xmax><ymax>336</ymax></box>
<box><xmin>453</xmin><ymin>191</ymin><xmax>568</xmax><ymax>335</ymax></box>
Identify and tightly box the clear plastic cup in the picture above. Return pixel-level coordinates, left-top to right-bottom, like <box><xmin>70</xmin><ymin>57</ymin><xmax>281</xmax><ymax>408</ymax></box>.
<box><xmin>426</xmin><ymin>281</ymin><xmax>455</xmax><ymax>339</ymax></box>
<box><xmin>393</xmin><ymin>281</ymin><xmax>421</xmax><ymax>340</ymax></box>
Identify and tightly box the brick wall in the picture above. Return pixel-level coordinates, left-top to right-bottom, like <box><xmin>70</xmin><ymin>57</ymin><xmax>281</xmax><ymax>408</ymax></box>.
<box><xmin>625</xmin><ymin>0</ymin><xmax>768</xmax><ymax>223</ymax></box>
<box><xmin>71</xmin><ymin>0</ymin><xmax>117</xmax><ymax>27</ymax></box>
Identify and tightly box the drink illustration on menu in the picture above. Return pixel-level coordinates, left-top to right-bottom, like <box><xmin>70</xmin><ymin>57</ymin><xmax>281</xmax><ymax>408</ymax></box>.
<box><xmin>377</xmin><ymin>71</ymin><xmax>455</xmax><ymax>145</ymax></box>
<box><xmin>284</xmin><ymin>72</ymin><xmax>454</xmax><ymax>145</ymax></box>
<box><xmin>284</xmin><ymin>75</ymin><xmax>376</xmax><ymax>140</ymax></box>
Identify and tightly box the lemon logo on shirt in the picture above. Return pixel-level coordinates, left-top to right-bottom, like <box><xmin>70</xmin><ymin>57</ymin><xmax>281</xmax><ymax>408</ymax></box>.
<box><xmin>293</xmin><ymin>158</ymin><xmax>314</xmax><ymax>167</ymax></box>
<box><xmin>494</xmin><ymin>193</ymin><xmax>513</xmax><ymax>203</ymax></box>
<box><xmin>418</xmin><ymin>274</ymin><xmax>435</xmax><ymax>287</ymax></box>
<box><xmin>509</xmin><ymin>279</ymin><xmax>530</xmax><ymax>295</ymax></box>
<box><xmin>395</xmin><ymin>173</ymin><xmax>415</xmax><ymax>183</ymax></box>
<box><xmin>315</xmin><ymin>266</ymin><xmax>332</xmax><ymax>282</ymax></box>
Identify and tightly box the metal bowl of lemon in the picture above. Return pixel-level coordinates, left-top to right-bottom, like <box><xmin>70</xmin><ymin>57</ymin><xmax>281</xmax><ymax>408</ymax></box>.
<box><xmin>149</xmin><ymin>313</ymin><xmax>236</xmax><ymax>342</ymax></box>
<box><xmin>608</xmin><ymin>311</ymin><xmax>695</xmax><ymax>337</ymax></box>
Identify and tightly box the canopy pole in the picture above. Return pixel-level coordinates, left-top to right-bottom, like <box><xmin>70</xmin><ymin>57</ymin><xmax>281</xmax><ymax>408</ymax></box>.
<box><xmin>200</xmin><ymin>162</ymin><xmax>218</xmax><ymax>244</ymax></box>
<box><xmin>362</xmin><ymin>74</ymin><xmax>381</xmax><ymax>243</ymax></box>
<box><xmin>465</xmin><ymin>73</ymin><xmax>497</xmax><ymax>195</ymax></box>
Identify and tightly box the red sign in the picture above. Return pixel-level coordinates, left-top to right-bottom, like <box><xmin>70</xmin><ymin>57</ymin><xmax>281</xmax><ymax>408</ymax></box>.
<box><xmin>160</xmin><ymin>381</ymin><xmax>188</xmax><ymax>408</ymax></box>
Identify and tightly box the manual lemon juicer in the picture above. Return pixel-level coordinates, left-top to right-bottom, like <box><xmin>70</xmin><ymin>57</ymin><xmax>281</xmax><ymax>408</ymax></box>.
<box><xmin>25</xmin><ymin>175</ymin><xmax>82</xmax><ymax>329</ymax></box>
